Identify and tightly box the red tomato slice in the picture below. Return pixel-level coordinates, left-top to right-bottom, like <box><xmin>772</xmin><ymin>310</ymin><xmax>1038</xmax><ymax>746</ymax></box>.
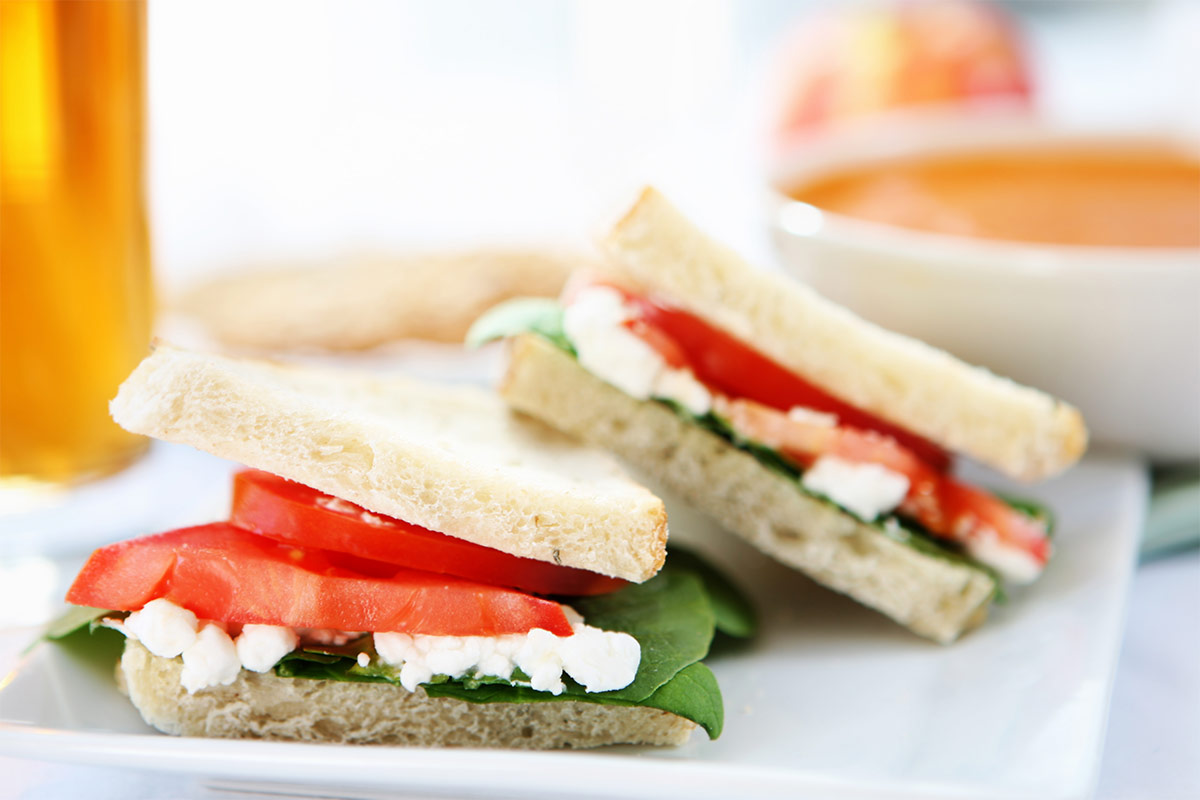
<box><xmin>228</xmin><ymin>470</ymin><xmax>627</xmax><ymax>597</ymax></box>
<box><xmin>65</xmin><ymin>523</ymin><xmax>575</xmax><ymax>637</ymax></box>
<box><xmin>569</xmin><ymin>279</ymin><xmax>951</xmax><ymax>472</ymax></box>
<box><xmin>718</xmin><ymin>397</ymin><xmax>1050</xmax><ymax>569</ymax></box>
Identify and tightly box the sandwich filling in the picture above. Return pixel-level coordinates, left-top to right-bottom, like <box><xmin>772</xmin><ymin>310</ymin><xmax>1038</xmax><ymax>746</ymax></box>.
<box><xmin>59</xmin><ymin>469</ymin><xmax>748</xmax><ymax>739</ymax></box>
<box><xmin>102</xmin><ymin>597</ymin><xmax>640</xmax><ymax>695</ymax></box>
<box><xmin>471</xmin><ymin>286</ymin><xmax>1054</xmax><ymax>587</ymax></box>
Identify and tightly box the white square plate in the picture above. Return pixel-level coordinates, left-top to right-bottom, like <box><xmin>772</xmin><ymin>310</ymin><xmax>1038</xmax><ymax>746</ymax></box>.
<box><xmin>0</xmin><ymin>454</ymin><xmax>1144</xmax><ymax>799</ymax></box>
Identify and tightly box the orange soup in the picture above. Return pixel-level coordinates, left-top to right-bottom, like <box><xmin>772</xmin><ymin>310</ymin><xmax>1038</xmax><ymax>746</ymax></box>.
<box><xmin>787</xmin><ymin>147</ymin><xmax>1200</xmax><ymax>248</ymax></box>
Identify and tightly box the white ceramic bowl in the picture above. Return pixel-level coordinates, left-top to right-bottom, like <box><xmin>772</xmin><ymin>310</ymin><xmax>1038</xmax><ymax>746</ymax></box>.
<box><xmin>769</xmin><ymin>116</ymin><xmax>1200</xmax><ymax>462</ymax></box>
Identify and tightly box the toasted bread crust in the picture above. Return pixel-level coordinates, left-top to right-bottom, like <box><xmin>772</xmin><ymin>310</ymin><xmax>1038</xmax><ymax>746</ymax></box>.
<box><xmin>110</xmin><ymin>345</ymin><xmax>667</xmax><ymax>582</ymax></box>
<box><xmin>601</xmin><ymin>187</ymin><xmax>1087</xmax><ymax>481</ymax></box>
<box><xmin>501</xmin><ymin>335</ymin><xmax>996</xmax><ymax>644</ymax></box>
<box><xmin>118</xmin><ymin>641</ymin><xmax>694</xmax><ymax>748</ymax></box>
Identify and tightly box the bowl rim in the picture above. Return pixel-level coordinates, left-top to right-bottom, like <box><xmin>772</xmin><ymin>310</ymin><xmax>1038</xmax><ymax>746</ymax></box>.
<box><xmin>768</xmin><ymin>113</ymin><xmax>1200</xmax><ymax>277</ymax></box>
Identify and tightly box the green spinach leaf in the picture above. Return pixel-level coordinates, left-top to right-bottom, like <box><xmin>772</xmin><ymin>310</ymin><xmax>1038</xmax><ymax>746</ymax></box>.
<box><xmin>660</xmin><ymin>547</ymin><xmax>757</xmax><ymax>639</ymax></box>
<box><xmin>568</xmin><ymin>567</ymin><xmax>714</xmax><ymax>701</ymax></box>
<box><xmin>636</xmin><ymin>661</ymin><xmax>723</xmax><ymax>739</ymax></box>
<box><xmin>465</xmin><ymin>298</ymin><xmax>573</xmax><ymax>353</ymax></box>
<box><xmin>272</xmin><ymin>561</ymin><xmax>731</xmax><ymax>736</ymax></box>
<box><xmin>43</xmin><ymin>606</ymin><xmax>111</xmax><ymax>640</ymax></box>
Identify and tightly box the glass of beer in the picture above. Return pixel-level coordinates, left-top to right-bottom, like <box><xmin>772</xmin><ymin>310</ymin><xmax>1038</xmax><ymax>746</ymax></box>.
<box><xmin>1</xmin><ymin>0</ymin><xmax>153</xmax><ymax>485</ymax></box>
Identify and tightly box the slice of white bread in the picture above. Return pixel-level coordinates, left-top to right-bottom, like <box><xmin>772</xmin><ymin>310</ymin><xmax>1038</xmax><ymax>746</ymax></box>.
<box><xmin>601</xmin><ymin>187</ymin><xmax>1087</xmax><ymax>481</ymax></box>
<box><xmin>501</xmin><ymin>335</ymin><xmax>996</xmax><ymax>643</ymax></box>
<box><xmin>174</xmin><ymin>248</ymin><xmax>583</xmax><ymax>352</ymax></box>
<box><xmin>118</xmin><ymin>640</ymin><xmax>694</xmax><ymax>748</ymax></box>
<box><xmin>110</xmin><ymin>344</ymin><xmax>667</xmax><ymax>582</ymax></box>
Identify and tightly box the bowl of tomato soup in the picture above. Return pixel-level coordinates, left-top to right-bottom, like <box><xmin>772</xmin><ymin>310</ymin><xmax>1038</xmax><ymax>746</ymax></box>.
<box><xmin>769</xmin><ymin>117</ymin><xmax>1200</xmax><ymax>460</ymax></box>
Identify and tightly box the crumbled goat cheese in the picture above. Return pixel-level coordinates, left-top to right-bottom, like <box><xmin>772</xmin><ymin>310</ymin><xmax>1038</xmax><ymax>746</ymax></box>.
<box><xmin>180</xmin><ymin>623</ymin><xmax>241</xmax><ymax>694</ymax></box>
<box><xmin>122</xmin><ymin>598</ymin><xmax>198</xmax><ymax>658</ymax></box>
<box><xmin>235</xmin><ymin>624</ymin><xmax>300</xmax><ymax>673</ymax></box>
<box><xmin>374</xmin><ymin>607</ymin><xmax>640</xmax><ymax>696</ymax></box>
<box><xmin>966</xmin><ymin>533</ymin><xmax>1044</xmax><ymax>585</ymax></box>
<box><xmin>801</xmin><ymin>456</ymin><xmax>910</xmax><ymax>522</ymax></box>
<box><xmin>653</xmin><ymin>368</ymin><xmax>713</xmax><ymax>416</ymax></box>
<box><xmin>110</xmin><ymin>599</ymin><xmax>639</xmax><ymax>697</ymax></box>
<box><xmin>115</xmin><ymin>600</ymin><xmax>307</xmax><ymax>691</ymax></box>
<box><xmin>563</xmin><ymin>286</ymin><xmax>711</xmax><ymax>415</ymax></box>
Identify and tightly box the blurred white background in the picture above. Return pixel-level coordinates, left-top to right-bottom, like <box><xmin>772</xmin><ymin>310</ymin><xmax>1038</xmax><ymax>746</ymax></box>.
<box><xmin>146</xmin><ymin>0</ymin><xmax>1200</xmax><ymax>293</ymax></box>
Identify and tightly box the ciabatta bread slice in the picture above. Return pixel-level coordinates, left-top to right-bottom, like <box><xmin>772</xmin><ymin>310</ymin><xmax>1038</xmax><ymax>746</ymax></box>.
<box><xmin>118</xmin><ymin>640</ymin><xmax>694</xmax><ymax>748</ymax></box>
<box><xmin>174</xmin><ymin>248</ymin><xmax>584</xmax><ymax>351</ymax></box>
<box><xmin>501</xmin><ymin>335</ymin><xmax>996</xmax><ymax>643</ymax></box>
<box><xmin>111</xmin><ymin>344</ymin><xmax>667</xmax><ymax>582</ymax></box>
<box><xmin>602</xmin><ymin>187</ymin><xmax>1087</xmax><ymax>481</ymax></box>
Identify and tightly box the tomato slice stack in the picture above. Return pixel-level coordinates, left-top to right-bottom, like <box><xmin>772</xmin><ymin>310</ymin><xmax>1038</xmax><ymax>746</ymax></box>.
<box><xmin>66</xmin><ymin>471</ymin><xmax>634</xmax><ymax>636</ymax></box>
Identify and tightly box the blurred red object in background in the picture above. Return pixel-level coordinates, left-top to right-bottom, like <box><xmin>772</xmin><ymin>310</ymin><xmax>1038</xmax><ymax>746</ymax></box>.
<box><xmin>769</xmin><ymin>0</ymin><xmax>1032</xmax><ymax>150</ymax></box>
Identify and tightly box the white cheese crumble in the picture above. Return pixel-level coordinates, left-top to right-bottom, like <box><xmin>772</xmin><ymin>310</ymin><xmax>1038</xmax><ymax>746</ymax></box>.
<box><xmin>374</xmin><ymin>607</ymin><xmax>640</xmax><ymax>695</ymax></box>
<box><xmin>563</xmin><ymin>286</ymin><xmax>711</xmax><ymax>415</ymax></box>
<box><xmin>787</xmin><ymin>406</ymin><xmax>838</xmax><ymax>427</ymax></box>
<box><xmin>114</xmin><ymin>600</ymin><xmax>324</xmax><ymax>692</ymax></box>
<box><xmin>181</xmin><ymin>623</ymin><xmax>241</xmax><ymax>694</ymax></box>
<box><xmin>801</xmin><ymin>456</ymin><xmax>910</xmax><ymax>522</ymax></box>
<box><xmin>235</xmin><ymin>624</ymin><xmax>300</xmax><ymax>673</ymax></box>
<box><xmin>966</xmin><ymin>534</ymin><xmax>1044</xmax><ymax>585</ymax></box>
<box><xmin>108</xmin><ymin>599</ymin><xmax>640</xmax><ymax>696</ymax></box>
<box><xmin>122</xmin><ymin>598</ymin><xmax>198</xmax><ymax>658</ymax></box>
<box><xmin>653</xmin><ymin>368</ymin><xmax>712</xmax><ymax>416</ymax></box>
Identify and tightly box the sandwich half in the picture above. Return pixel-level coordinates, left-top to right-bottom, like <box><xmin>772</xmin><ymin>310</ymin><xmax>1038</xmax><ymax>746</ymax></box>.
<box><xmin>57</xmin><ymin>344</ymin><xmax>746</xmax><ymax>748</ymax></box>
<box><xmin>471</xmin><ymin>187</ymin><xmax>1087</xmax><ymax>644</ymax></box>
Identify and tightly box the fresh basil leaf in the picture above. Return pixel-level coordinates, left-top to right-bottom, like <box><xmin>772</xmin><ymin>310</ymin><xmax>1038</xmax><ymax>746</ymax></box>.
<box><xmin>637</xmin><ymin>661</ymin><xmax>723</xmax><ymax>739</ymax></box>
<box><xmin>43</xmin><ymin>605</ymin><xmax>112</xmax><ymax>640</ymax></box>
<box><xmin>664</xmin><ymin>547</ymin><xmax>757</xmax><ymax>639</ymax></box>
<box><xmin>465</xmin><ymin>298</ymin><xmax>573</xmax><ymax>353</ymax></box>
